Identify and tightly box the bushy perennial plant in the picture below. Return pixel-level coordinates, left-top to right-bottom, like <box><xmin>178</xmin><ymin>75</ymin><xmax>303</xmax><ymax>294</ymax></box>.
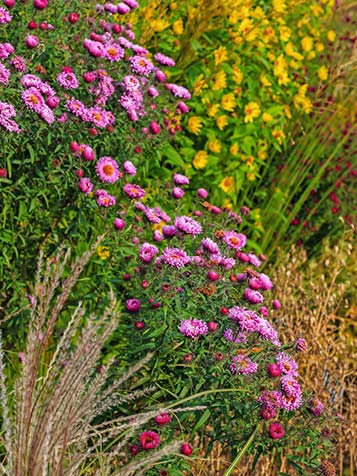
<box><xmin>0</xmin><ymin>0</ymin><xmax>336</xmax><ymax>474</ymax></box>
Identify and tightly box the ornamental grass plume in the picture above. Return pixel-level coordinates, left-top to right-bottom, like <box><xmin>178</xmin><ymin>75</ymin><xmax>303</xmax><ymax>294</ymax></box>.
<box><xmin>0</xmin><ymin>238</ymin><xmax>202</xmax><ymax>476</ymax></box>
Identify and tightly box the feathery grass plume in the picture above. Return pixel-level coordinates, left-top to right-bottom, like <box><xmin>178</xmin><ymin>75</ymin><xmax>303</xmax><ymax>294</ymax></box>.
<box><xmin>0</xmin><ymin>239</ymin><xmax>195</xmax><ymax>476</ymax></box>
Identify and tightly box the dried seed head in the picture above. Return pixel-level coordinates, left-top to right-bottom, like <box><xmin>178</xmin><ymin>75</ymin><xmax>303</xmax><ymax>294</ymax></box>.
<box><xmin>320</xmin><ymin>461</ymin><xmax>336</xmax><ymax>476</ymax></box>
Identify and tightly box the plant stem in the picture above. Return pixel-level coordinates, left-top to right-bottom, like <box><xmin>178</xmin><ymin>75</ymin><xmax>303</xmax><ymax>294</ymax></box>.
<box><xmin>223</xmin><ymin>424</ymin><xmax>260</xmax><ymax>476</ymax></box>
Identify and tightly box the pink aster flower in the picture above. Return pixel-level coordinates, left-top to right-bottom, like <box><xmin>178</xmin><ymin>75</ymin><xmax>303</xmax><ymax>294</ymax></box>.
<box><xmin>139</xmin><ymin>243</ymin><xmax>159</xmax><ymax>263</ymax></box>
<box><xmin>78</xmin><ymin>177</ymin><xmax>93</xmax><ymax>195</ymax></box>
<box><xmin>0</xmin><ymin>101</ymin><xmax>16</xmax><ymax>118</ymax></box>
<box><xmin>174</xmin><ymin>215</ymin><xmax>202</xmax><ymax>235</ymax></box>
<box><xmin>139</xmin><ymin>430</ymin><xmax>160</xmax><ymax>450</ymax></box>
<box><xmin>229</xmin><ymin>307</ymin><xmax>260</xmax><ymax>333</ymax></box>
<box><xmin>121</xmin><ymin>75</ymin><xmax>141</xmax><ymax>92</ymax></box>
<box><xmin>243</xmin><ymin>288</ymin><xmax>264</xmax><ymax>304</ymax></box>
<box><xmin>105</xmin><ymin>43</ymin><xmax>124</xmax><ymax>61</ymax></box>
<box><xmin>96</xmin><ymin>156</ymin><xmax>120</xmax><ymax>183</ymax></box>
<box><xmin>269</xmin><ymin>422</ymin><xmax>285</xmax><ymax>440</ymax></box>
<box><xmin>130</xmin><ymin>55</ymin><xmax>154</xmax><ymax>76</ymax></box>
<box><xmin>309</xmin><ymin>398</ymin><xmax>324</xmax><ymax>416</ymax></box>
<box><xmin>257</xmin><ymin>390</ymin><xmax>283</xmax><ymax>410</ymax></box>
<box><xmin>144</xmin><ymin>208</ymin><xmax>162</xmax><ymax>224</ymax></box>
<box><xmin>0</xmin><ymin>7</ymin><xmax>12</xmax><ymax>24</ymax></box>
<box><xmin>276</xmin><ymin>352</ymin><xmax>298</xmax><ymax>376</ymax></box>
<box><xmin>57</xmin><ymin>71</ymin><xmax>79</xmax><ymax>90</ymax></box>
<box><xmin>295</xmin><ymin>337</ymin><xmax>308</xmax><ymax>352</ymax></box>
<box><xmin>0</xmin><ymin>63</ymin><xmax>10</xmax><ymax>85</ymax></box>
<box><xmin>280</xmin><ymin>375</ymin><xmax>302</xmax><ymax>397</ymax></box>
<box><xmin>230</xmin><ymin>354</ymin><xmax>258</xmax><ymax>375</ymax></box>
<box><xmin>248</xmin><ymin>253</ymin><xmax>262</xmax><ymax>267</ymax></box>
<box><xmin>173</xmin><ymin>173</ymin><xmax>190</xmax><ymax>185</ymax></box>
<box><xmin>96</xmin><ymin>191</ymin><xmax>116</xmax><ymax>207</ymax></box>
<box><xmin>25</xmin><ymin>34</ymin><xmax>39</xmax><ymax>48</ymax></box>
<box><xmin>123</xmin><ymin>183</ymin><xmax>146</xmax><ymax>199</ymax></box>
<box><xmin>201</xmin><ymin>237</ymin><xmax>220</xmax><ymax>254</ymax></box>
<box><xmin>223</xmin><ymin>328</ymin><xmax>247</xmax><ymax>344</ymax></box>
<box><xmin>38</xmin><ymin>105</ymin><xmax>55</xmax><ymax>124</ymax></box>
<box><xmin>117</xmin><ymin>2</ymin><xmax>131</xmax><ymax>14</ymax></box>
<box><xmin>179</xmin><ymin>318</ymin><xmax>208</xmax><ymax>339</ymax></box>
<box><xmin>154</xmin><ymin>52</ymin><xmax>175</xmax><ymax>67</ymax></box>
<box><xmin>0</xmin><ymin>116</ymin><xmax>21</xmax><ymax>133</ymax></box>
<box><xmin>161</xmin><ymin>247</ymin><xmax>191</xmax><ymax>268</ymax></box>
<box><xmin>154</xmin><ymin>413</ymin><xmax>171</xmax><ymax>425</ymax></box>
<box><xmin>165</xmin><ymin>83</ymin><xmax>191</xmax><ymax>99</ymax></box>
<box><xmin>280</xmin><ymin>392</ymin><xmax>303</xmax><ymax>411</ymax></box>
<box><xmin>22</xmin><ymin>87</ymin><xmax>45</xmax><ymax>112</ymax></box>
<box><xmin>0</xmin><ymin>42</ymin><xmax>14</xmax><ymax>59</ymax></box>
<box><xmin>123</xmin><ymin>160</ymin><xmax>137</xmax><ymax>176</ymax></box>
<box><xmin>223</xmin><ymin>231</ymin><xmax>247</xmax><ymax>250</ymax></box>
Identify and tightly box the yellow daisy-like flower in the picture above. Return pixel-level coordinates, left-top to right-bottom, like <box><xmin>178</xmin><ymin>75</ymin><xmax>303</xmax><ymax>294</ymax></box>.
<box><xmin>221</xmin><ymin>93</ymin><xmax>236</xmax><ymax>112</ymax></box>
<box><xmin>214</xmin><ymin>46</ymin><xmax>228</xmax><ymax>66</ymax></box>
<box><xmin>150</xmin><ymin>19</ymin><xmax>169</xmax><ymax>32</ymax></box>
<box><xmin>311</xmin><ymin>4</ymin><xmax>323</xmax><ymax>16</ymax></box>
<box><xmin>216</xmin><ymin>115</ymin><xmax>229</xmax><ymax>131</ymax></box>
<box><xmin>307</xmin><ymin>51</ymin><xmax>316</xmax><ymax>60</ymax></box>
<box><xmin>316</xmin><ymin>42</ymin><xmax>325</xmax><ymax>53</ymax></box>
<box><xmin>208</xmin><ymin>104</ymin><xmax>220</xmax><ymax>117</ymax></box>
<box><xmin>246</xmin><ymin>171</ymin><xmax>257</xmax><ymax>181</ymax></box>
<box><xmin>153</xmin><ymin>221</ymin><xmax>166</xmax><ymax>232</ymax></box>
<box><xmin>258</xmin><ymin>149</ymin><xmax>267</xmax><ymax>160</ymax></box>
<box><xmin>208</xmin><ymin>139</ymin><xmax>221</xmax><ymax>154</ymax></box>
<box><xmin>318</xmin><ymin>65</ymin><xmax>328</xmax><ymax>81</ymax></box>
<box><xmin>193</xmin><ymin>74</ymin><xmax>208</xmax><ymax>96</ymax></box>
<box><xmin>279</xmin><ymin>26</ymin><xmax>291</xmax><ymax>42</ymax></box>
<box><xmin>262</xmin><ymin>112</ymin><xmax>273</xmax><ymax>123</ymax></box>
<box><xmin>260</xmin><ymin>75</ymin><xmax>272</xmax><ymax>87</ymax></box>
<box><xmin>301</xmin><ymin>36</ymin><xmax>313</xmax><ymax>52</ymax></box>
<box><xmin>244</xmin><ymin>102</ymin><xmax>261</xmax><ymax>123</ymax></box>
<box><xmin>272</xmin><ymin>129</ymin><xmax>286</xmax><ymax>145</ymax></box>
<box><xmin>232</xmin><ymin>66</ymin><xmax>243</xmax><ymax>84</ymax></box>
<box><xmin>97</xmin><ymin>246</ymin><xmax>110</xmax><ymax>260</ymax></box>
<box><xmin>173</xmin><ymin>19</ymin><xmax>184</xmax><ymax>35</ymax></box>
<box><xmin>327</xmin><ymin>30</ymin><xmax>336</xmax><ymax>42</ymax></box>
<box><xmin>284</xmin><ymin>105</ymin><xmax>292</xmax><ymax>119</ymax></box>
<box><xmin>193</xmin><ymin>150</ymin><xmax>209</xmax><ymax>169</ymax></box>
<box><xmin>223</xmin><ymin>198</ymin><xmax>233</xmax><ymax>209</ymax></box>
<box><xmin>188</xmin><ymin>116</ymin><xmax>203</xmax><ymax>135</ymax></box>
<box><xmin>212</xmin><ymin>70</ymin><xmax>227</xmax><ymax>91</ymax></box>
<box><xmin>273</xmin><ymin>0</ymin><xmax>287</xmax><ymax>13</ymax></box>
<box><xmin>230</xmin><ymin>143</ymin><xmax>239</xmax><ymax>155</ymax></box>
<box><xmin>285</xmin><ymin>43</ymin><xmax>303</xmax><ymax>61</ymax></box>
<box><xmin>239</xmin><ymin>18</ymin><xmax>258</xmax><ymax>42</ymax></box>
<box><xmin>219</xmin><ymin>176</ymin><xmax>235</xmax><ymax>194</ymax></box>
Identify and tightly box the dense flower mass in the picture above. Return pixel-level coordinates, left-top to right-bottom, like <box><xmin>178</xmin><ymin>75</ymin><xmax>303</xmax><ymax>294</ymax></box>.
<box><xmin>179</xmin><ymin>318</ymin><xmax>208</xmax><ymax>339</ymax></box>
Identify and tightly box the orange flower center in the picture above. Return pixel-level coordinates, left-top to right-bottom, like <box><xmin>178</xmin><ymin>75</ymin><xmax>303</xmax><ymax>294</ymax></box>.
<box><xmin>103</xmin><ymin>164</ymin><xmax>115</xmax><ymax>176</ymax></box>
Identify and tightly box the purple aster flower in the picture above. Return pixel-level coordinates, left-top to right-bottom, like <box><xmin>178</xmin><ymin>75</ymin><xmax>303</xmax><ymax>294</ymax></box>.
<box><xmin>257</xmin><ymin>318</ymin><xmax>280</xmax><ymax>345</ymax></box>
<box><xmin>66</xmin><ymin>98</ymin><xmax>88</xmax><ymax>119</ymax></box>
<box><xmin>257</xmin><ymin>390</ymin><xmax>284</xmax><ymax>410</ymax></box>
<box><xmin>96</xmin><ymin>191</ymin><xmax>116</xmax><ymax>207</ymax></box>
<box><xmin>165</xmin><ymin>83</ymin><xmax>191</xmax><ymax>99</ymax></box>
<box><xmin>174</xmin><ymin>215</ymin><xmax>202</xmax><ymax>235</ymax></box>
<box><xmin>172</xmin><ymin>187</ymin><xmax>185</xmax><ymax>199</ymax></box>
<box><xmin>124</xmin><ymin>0</ymin><xmax>139</xmax><ymax>8</ymax></box>
<box><xmin>0</xmin><ymin>63</ymin><xmax>10</xmax><ymax>86</ymax></box>
<box><xmin>0</xmin><ymin>42</ymin><xmax>14</xmax><ymax>60</ymax></box>
<box><xmin>22</xmin><ymin>88</ymin><xmax>45</xmax><ymax>112</ymax></box>
<box><xmin>10</xmin><ymin>56</ymin><xmax>26</xmax><ymax>72</ymax></box>
<box><xmin>173</xmin><ymin>173</ymin><xmax>190</xmax><ymax>185</ymax></box>
<box><xmin>201</xmin><ymin>237</ymin><xmax>220</xmax><ymax>254</ymax></box>
<box><xmin>223</xmin><ymin>328</ymin><xmax>247</xmax><ymax>344</ymax></box>
<box><xmin>0</xmin><ymin>101</ymin><xmax>16</xmax><ymax>118</ymax></box>
<box><xmin>123</xmin><ymin>183</ymin><xmax>146</xmax><ymax>199</ymax></box>
<box><xmin>153</xmin><ymin>230</ymin><xmax>164</xmax><ymax>242</ymax></box>
<box><xmin>57</xmin><ymin>71</ymin><xmax>79</xmax><ymax>90</ymax></box>
<box><xmin>309</xmin><ymin>398</ymin><xmax>324</xmax><ymax>416</ymax></box>
<box><xmin>179</xmin><ymin>318</ymin><xmax>208</xmax><ymax>339</ymax></box>
<box><xmin>162</xmin><ymin>225</ymin><xmax>177</xmax><ymax>237</ymax></box>
<box><xmin>280</xmin><ymin>391</ymin><xmax>303</xmax><ymax>411</ymax></box>
<box><xmin>230</xmin><ymin>354</ymin><xmax>258</xmax><ymax>375</ymax></box>
<box><xmin>143</xmin><ymin>208</ymin><xmax>162</xmax><ymax>224</ymax></box>
<box><xmin>78</xmin><ymin>177</ymin><xmax>93</xmax><ymax>194</ymax></box>
<box><xmin>105</xmin><ymin>43</ymin><xmax>125</xmax><ymax>61</ymax></box>
<box><xmin>296</xmin><ymin>337</ymin><xmax>308</xmax><ymax>352</ymax></box>
<box><xmin>248</xmin><ymin>253</ymin><xmax>262</xmax><ymax>267</ymax></box>
<box><xmin>161</xmin><ymin>247</ymin><xmax>191</xmax><ymax>268</ymax></box>
<box><xmin>0</xmin><ymin>7</ymin><xmax>12</xmax><ymax>24</ymax></box>
<box><xmin>243</xmin><ymin>288</ymin><xmax>264</xmax><ymax>304</ymax></box>
<box><xmin>147</xmin><ymin>86</ymin><xmax>159</xmax><ymax>97</ymax></box>
<box><xmin>154</xmin><ymin>52</ymin><xmax>176</xmax><ymax>67</ymax></box>
<box><xmin>96</xmin><ymin>156</ymin><xmax>121</xmax><ymax>183</ymax></box>
<box><xmin>275</xmin><ymin>352</ymin><xmax>298</xmax><ymax>376</ymax></box>
<box><xmin>131</xmin><ymin>44</ymin><xmax>148</xmax><ymax>55</ymax></box>
<box><xmin>117</xmin><ymin>2</ymin><xmax>131</xmax><ymax>13</ymax></box>
<box><xmin>219</xmin><ymin>256</ymin><xmax>236</xmax><ymax>270</ymax></box>
<box><xmin>130</xmin><ymin>55</ymin><xmax>154</xmax><ymax>76</ymax></box>
<box><xmin>139</xmin><ymin>243</ymin><xmax>159</xmax><ymax>263</ymax></box>
<box><xmin>258</xmin><ymin>273</ymin><xmax>274</xmax><ymax>290</ymax></box>
<box><xmin>0</xmin><ymin>116</ymin><xmax>21</xmax><ymax>133</ymax></box>
<box><xmin>223</xmin><ymin>231</ymin><xmax>247</xmax><ymax>250</ymax></box>
<box><xmin>281</xmin><ymin>375</ymin><xmax>302</xmax><ymax>397</ymax></box>
<box><xmin>229</xmin><ymin>307</ymin><xmax>260</xmax><ymax>333</ymax></box>
<box><xmin>123</xmin><ymin>160</ymin><xmax>137</xmax><ymax>176</ymax></box>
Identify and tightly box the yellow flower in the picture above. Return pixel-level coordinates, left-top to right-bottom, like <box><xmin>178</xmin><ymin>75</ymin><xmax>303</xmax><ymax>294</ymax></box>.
<box><xmin>219</xmin><ymin>176</ymin><xmax>235</xmax><ymax>194</ymax></box>
<box><xmin>273</xmin><ymin>0</ymin><xmax>287</xmax><ymax>13</ymax></box>
<box><xmin>173</xmin><ymin>19</ymin><xmax>184</xmax><ymax>35</ymax></box>
<box><xmin>260</xmin><ymin>75</ymin><xmax>272</xmax><ymax>87</ymax></box>
<box><xmin>246</xmin><ymin>171</ymin><xmax>257</xmax><ymax>181</ymax></box>
<box><xmin>307</xmin><ymin>51</ymin><xmax>316</xmax><ymax>60</ymax></box>
<box><xmin>223</xmin><ymin>198</ymin><xmax>233</xmax><ymax>209</ymax></box>
<box><xmin>262</xmin><ymin>112</ymin><xmax>273</xmax><ymax>122</ymax></box>
<box><xmin>212</xmin><ymin>70</ymin><xmax>227</xmax><ymax>91</ymax></box>
<box><xmin>188</xmin><ymin>116</ymin><xmax>202</xmax><ymax>135</ymax></box>
<box><xmin>240</xmin><ymin>19</ymin><xmax>258</xmax><ymax>42</ymax></box>
<box><xmin>272</xmin><ymin>129</ymin><xmax>286</xmax><ymax>145</ymax></box>
<box><xmin>244</xmin><ymin>102</ymin><xmax>261</xmax><ymax>123</ymax></box>
<box><xmin>193</xmin><ymin>74</ymin><xmax>208</xmax><ymax>95</ymax></box>
<box><xmin>258</xmin><ymin>149</ymin><xmax>267</xmax><ymax>160</ymax></box>
<box><xmin>97</xmin><ymin>246</ymin><xmax>110</xmax><ymax>260</ymax></box>
<box><xmin>284</xmin><ymin>105</ymin><xmax>292</xmax><ymax>119</ymax></box>
<box><xmin>221</xmin><ymin>93</ymin><xmax>236</xmax><ymax>112</ymax></box>
<box><xmin>193</xmin><ymin>150</ymin><xmax>208</xmax><ymax>169</ymax></box>
<box><xmin>230</xmin><ymin>143</ymin><xmax>239</xmax><ymax>155</ymax></box>
<box><xmin>327</xmin><ymin>30</ymin><xmax>336</xmax><ymax>42</ymax></box>
<box><xmin>311</xmin><ymin>4</ymin><xmax>323</xmax><ymax>16</ymax></box>
<box><xmin>214</xmin><ymin>46</ymin><xmax>228</xmax><ymax>65</ymax></box>
<box><xmin>300</xmin><ymin>97</ymin><xmax>312</xmax><ymax>114</ymax></box>
<box><xmin>318</xmin><ymin>65</ymin><xmax>328</xmax><ymax>81</ymax></box>
<box><xmin>285</xmin><ymin>43</ymin><xmax>303</xmax><ymax>61</ymax></box>
<box><xmin>208</xmin><ymin>139</ymin><xmax>221</xmax><ymax>153</ymax></box>
<box><xmin>301</xmin><ymin>36</ymin><xmax>313</xmax><ymax>52</ymax></box>
<box><xmin>279</xmin><ymin>26</ymin><xmax>291</xmax><ymax>42</ymax></box>
<box><xmin>208</xmin><ymin>104</ymin><xmax>220</xmax><ymax>117</ymax></box>
<box><xmin>150</xmin><ymin>19</ymin><xmax>169</xmax><ymax>32</ymax></box>
<box><xmin>153</xmin><ymin>221</ymin><xmax>166</xmax><ymax>232</ymax></box>
<box><xmin>316</xmin><ymin>42</ymin><xmax>324</xmax><ymax>53</ymax></box>
<box><xmin>216</xmin><ymin>115</ymin><xmax>229</xmax><ymax>130</ymax></box>
<box><xmin>232</xmin><ymin>66</ymin><xmax>243</xmax><ymax>84</ymax></box>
